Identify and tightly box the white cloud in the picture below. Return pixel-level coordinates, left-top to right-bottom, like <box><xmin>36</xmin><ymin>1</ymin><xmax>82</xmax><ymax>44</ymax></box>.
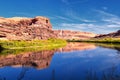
<box><xmin>65</xmin><ymin>9</ymin><xmax>96</xmax><ymax>23</ymax></box>
<box><xmin>81</xmin><ymin>19</ymin><xmax>97</xmax><ymax>23</ymax></box>
<box><xmin>61</xmin><ymin>0</ymin><xmax>89</xmax><ymax>5</ymax></box>
<box><xmin>59</xmin><ymin>22</ymin><xmax>120</xmax><ymax>34</ymax></box>
<box><xmin>55</xmin><ymin>9</ymin><xmax>120</xmax><ymax>33</ymax></box>
<box><xmin>55</xmin><ymin>16</ymin><xmax>73</xmax><ymax>22</ymax></box>
<box><xmin>102</xmin><ymin>18</ymin><xmax>120</xmax><ymax>25</ymax></box>
<box><xmin>95</xmin><ymin>10</ymin><xmax>118</xmax><ymax>18</ymax></box>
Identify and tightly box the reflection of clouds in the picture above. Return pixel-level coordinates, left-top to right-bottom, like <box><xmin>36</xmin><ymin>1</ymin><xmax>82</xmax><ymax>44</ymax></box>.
<box><xmin>54</xmin><ymin>47</ymin><xmax>120</xmax><ymax>72</ymax></box>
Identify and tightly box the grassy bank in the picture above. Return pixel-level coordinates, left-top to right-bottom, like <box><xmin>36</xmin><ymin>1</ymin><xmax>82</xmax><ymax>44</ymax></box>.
<box><xmin>0</xmin><ymin>38</ymin><xmax>67</xmax><ymax>49</ymax></box>
<box><xmin>0</xmin><ymin>38</ymin><xmax>67</xmax><ymax>55</ymax></box>
<box><xmin>67</xmin><ymin>38</ymin><xmax>120</xmax><ymax>43</ymax></box>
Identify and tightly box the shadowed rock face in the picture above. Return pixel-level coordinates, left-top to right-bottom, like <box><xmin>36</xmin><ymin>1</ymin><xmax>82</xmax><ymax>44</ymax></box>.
<box><xmin>95</xmin><ymin>30</ymin><xmax>120</xmax><ymax>38</ymax></box>
<box><xmin>0</xmin><ymin>16</ymin><xmax>56</xmax><ymax>40</ymax></box>
<box><xmin>0</xmin><ymin>50</ymin><xmax>55</xmax><ymax>69</ymax></box>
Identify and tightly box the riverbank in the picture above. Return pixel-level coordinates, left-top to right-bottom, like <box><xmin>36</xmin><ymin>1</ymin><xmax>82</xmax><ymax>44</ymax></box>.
<box><xmin>0</xmin><ymin>38</ymin><xmax>67</xmax><ymax>55</ymax></box>
<box><xmin>67</xmin><ymin>38</ymin><xmax>120</xmax><ymax>43</ymax></box>
<box><xmin>0</xmin><ymin>38</ymin><xmax>66</xmax><ymax>49</ymax></box>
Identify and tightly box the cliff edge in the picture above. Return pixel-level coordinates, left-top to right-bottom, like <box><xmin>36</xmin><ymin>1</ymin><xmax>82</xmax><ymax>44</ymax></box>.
<box><xmin>0</xmin><ymin>16</ymin><xmax>96</xmax><ymax>40</ymax></box>
<box><xmin>0</xmin><ymin>16</ymin><xmax>56</xmax><ymax>40</ymax></box>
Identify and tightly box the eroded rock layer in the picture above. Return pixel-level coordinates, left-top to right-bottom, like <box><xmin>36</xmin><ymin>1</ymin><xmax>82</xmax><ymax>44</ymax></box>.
<box><xmin>0</xmin><ymin>16</ymin><xmax>96</xmax><ymax>40</ymax></box>
<box><xmin>0</xmin><ymin>16</ymin><xmax>56</xmax><ymax>40</ymax></box>
<box><xmin>95</xmin><ymin>30</ymin><xmax>120</xmax><ymax>38</ymax></box>
<box><xmin>54</xmin><ymin>30</ymin><xmax>96</xmax><ymax>40</ymax></box>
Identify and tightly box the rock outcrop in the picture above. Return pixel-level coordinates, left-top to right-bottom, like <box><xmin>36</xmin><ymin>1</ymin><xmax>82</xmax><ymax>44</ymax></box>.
<box><xmin>54</xmin><ymin>30</ymin><xmax>96</xmax><ymax>40</ymax></box>
<box><xmin>0</xmin><ymin>16</ymin><xmax>96</xmax><ymax>40</ymax></box>
<box><xmin>95</xmin><ymin>30</ymin><xmax>120</xmax><ymax>38</ymax></box>
<box><xmin>0</xmin><ymin>16</ymin><xmax>56</xmax><ymax>40</ymax></box>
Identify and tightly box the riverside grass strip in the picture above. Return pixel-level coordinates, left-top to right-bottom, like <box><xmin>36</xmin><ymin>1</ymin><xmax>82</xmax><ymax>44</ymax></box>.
<box><xmin>0</xmin><ymin>38</ymin><xmax>67</xmax><ymax>49</ymax></box>
<box><xmin>67</xmin><ymin>38</ymin><xmax>120</xmax><ymax>43</ymax></box>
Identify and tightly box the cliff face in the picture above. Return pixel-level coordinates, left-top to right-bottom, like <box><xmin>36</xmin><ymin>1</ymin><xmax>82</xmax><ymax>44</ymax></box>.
<box><xmin>0</xmin><ymin>16</ymin><xmax>96</xmax><ymax>40</ymax></box>
<box><xmin>95</xmin><ymin>30</ymin><xmax>120</xmax><ymax>38</ymax></box>
<box><xmin>54</xmin><ymin>30</ymin><xmax>96</xmax><ymax>40</ymax></box>
<box><xmin>0</xmin><ymin>16</ymin><xmax>56</xmax><ymax>40</ymax></box>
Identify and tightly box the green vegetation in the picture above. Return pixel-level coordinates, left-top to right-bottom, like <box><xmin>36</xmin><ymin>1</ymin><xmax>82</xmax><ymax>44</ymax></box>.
<box><xmin>0</xmin><ymin>38</ymin><xmax>67</xmax><ymax>55</ymax></box>
<box><xmin>67</xmin><ymin>38</ymin><xmax>120</xmax><ymax>43</ymax></box>
<box><xmin>95</xmin><ymin>43</ymin><xmax>120</xmax><ymax>50</ymax></box>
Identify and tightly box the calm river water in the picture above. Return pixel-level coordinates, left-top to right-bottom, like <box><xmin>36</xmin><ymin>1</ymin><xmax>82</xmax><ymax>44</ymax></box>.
<box><xmin>0</xmin><ymin>42</ymin><xmax>120</xmax><ymax>80</ymax></box>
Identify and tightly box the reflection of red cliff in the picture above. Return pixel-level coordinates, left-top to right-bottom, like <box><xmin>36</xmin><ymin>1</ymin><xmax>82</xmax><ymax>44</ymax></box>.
<box><xmin>58</xmin><ymin>42</ymin><xmax>96</xmax><ymax>52</ymax></box>
<box><xmin>0</xmin><ymin>50</ymin><xmax>55</xmax><ymax>69</ymax></box>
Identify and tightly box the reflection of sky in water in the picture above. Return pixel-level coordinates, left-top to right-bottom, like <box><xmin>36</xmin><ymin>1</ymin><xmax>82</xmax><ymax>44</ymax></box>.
<box><xmin>0</xmin><ymin>47</ymin><xmax>120</xmax><ymax>80</ymax></box>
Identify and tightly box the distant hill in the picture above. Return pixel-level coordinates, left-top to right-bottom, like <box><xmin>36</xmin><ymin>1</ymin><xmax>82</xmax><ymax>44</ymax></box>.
<box><xmin>95</xmin><ymin>30</ymin><xmax>120</xmax><ymax>38</ymax></box>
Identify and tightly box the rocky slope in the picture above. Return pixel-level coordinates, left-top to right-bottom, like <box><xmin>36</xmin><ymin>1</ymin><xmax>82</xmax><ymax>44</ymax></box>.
<box><xmin>54</xmin><ymin>30</ymin><xmax>96</xmax><ymax>40</ymax></box>
<box><xmin>0</xmin><ymin>16</ymin><xmax>96</xmax><ymax>40</ymax></box>
<box><xmin>95</xmin><ymin>30</ymin><xmax>120</xmax><ymax>38</ymax></box>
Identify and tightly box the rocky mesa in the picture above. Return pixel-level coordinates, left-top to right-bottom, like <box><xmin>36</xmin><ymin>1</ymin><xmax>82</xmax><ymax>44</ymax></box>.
<box><xmin>0</xmin><ymin>16</ymin><xmax>96</xmax><ymax>40</ymax></box>
<box><xmin>95</xmin><ymin>30</ymin><xmax>120</xmax><ymax>38</ymax></box>
<box><xmin>0</xmin><ymin>16</ymin><xmax>56</xmax><ymax>40</ymax></box>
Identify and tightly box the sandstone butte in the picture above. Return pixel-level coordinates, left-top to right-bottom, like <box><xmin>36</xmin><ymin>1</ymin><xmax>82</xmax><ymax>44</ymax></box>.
<box><xmin>0</xmin><ymin>16</ymin><xmax>96</xmax><ymax>40</ymax></box>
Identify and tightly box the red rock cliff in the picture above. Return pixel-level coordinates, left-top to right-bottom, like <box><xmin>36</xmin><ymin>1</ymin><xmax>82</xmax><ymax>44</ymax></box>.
<box><xmin>0</xmin><ymin>16</ymin><xmax>96</xmax><ymax>40</ymax></box>
<box><xmin>0</xmin><ymin>16</ymin><xmax>56</xmax><ymax>40</ymax></box>
<box><xmin>54</xmin><ymin>30</ymin><xmax>96</xmax><ymax>40</ymax></box>
<box><xmin>95</xmin><ymin>30</ymin><xmax>120</xmax><ymax>38</ymax></box>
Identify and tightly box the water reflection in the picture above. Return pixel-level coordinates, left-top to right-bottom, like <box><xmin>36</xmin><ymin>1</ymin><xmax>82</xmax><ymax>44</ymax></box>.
<box><xmin>58</xmin><ymin>42</ymin><xmax>96</xmax><ymax>52</ymax></box>
<box><xmin>96</xmin><ymin>43</ymin><xmax>120</xmax><ymax>54</ymax></box>
<box><xmin>0</xmin><ymin>50</ymin><xmax>55</xmax><ymax>69</ymax></box>
<box><xmin>0</xmin><ymin>43</ymin><xmax>120</xmax><ymax>80</ymax></box>
<box><xmin>0</xmin><ymin>43</ymin><xmax>96</xmax><ymax>68</ymax></box>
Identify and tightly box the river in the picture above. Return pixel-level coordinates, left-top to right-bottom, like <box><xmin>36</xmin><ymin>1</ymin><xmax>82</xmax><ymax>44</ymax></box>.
<box><xmin>0</xmin><ymin>42</ymin><xmax>120</xmax><ymax>80</ymax></box>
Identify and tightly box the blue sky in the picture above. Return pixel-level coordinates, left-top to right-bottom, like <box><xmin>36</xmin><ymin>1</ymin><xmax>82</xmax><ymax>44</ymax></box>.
<box><xmin>0</xmin><ymin>0</ymin><xmax>120</xmax><ymax>34</ymax></box>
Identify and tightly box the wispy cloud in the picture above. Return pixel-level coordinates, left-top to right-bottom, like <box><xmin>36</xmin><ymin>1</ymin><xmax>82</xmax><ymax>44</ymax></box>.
<box><xmin>95</xmin><ymin>10</ymin><xmax>120</xmax><ymax>26</ymax></box>
<box><xmin>59</xmin><ymin>22</ymin><xmax>119</xmax><ymax>33</ymax></box>
<box><xmin>61</xmin><ymin>0</ymin><xmax>89</xmax><ymax>5</ymax></box>
<box><xmin>95</xmin><ymin>10</ymin><xmax>118</xmax><ymax>18</ymax></box>
<box><xmin>58</xmin><ymin>10</ymin><xmax>120</xmax><ymax>33</ymax></box>
<box><xmin>65</xmin><ymin>9</ymin><xmax>96</xmax><ymax>23</ymax></box>
<box><xmin>55</xmin><ymin>16</ymin><xmax>73</xmax><ymax>22</ymax></box>
<box><xmin>80</xmin><ymin>19</ymin><xmax>96</xmax><ymax>23</ymax></box>
<box><xmin>54</xmin><ymin>9</ymin><xmax>120</xmax><ymax>33</ymax></box>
